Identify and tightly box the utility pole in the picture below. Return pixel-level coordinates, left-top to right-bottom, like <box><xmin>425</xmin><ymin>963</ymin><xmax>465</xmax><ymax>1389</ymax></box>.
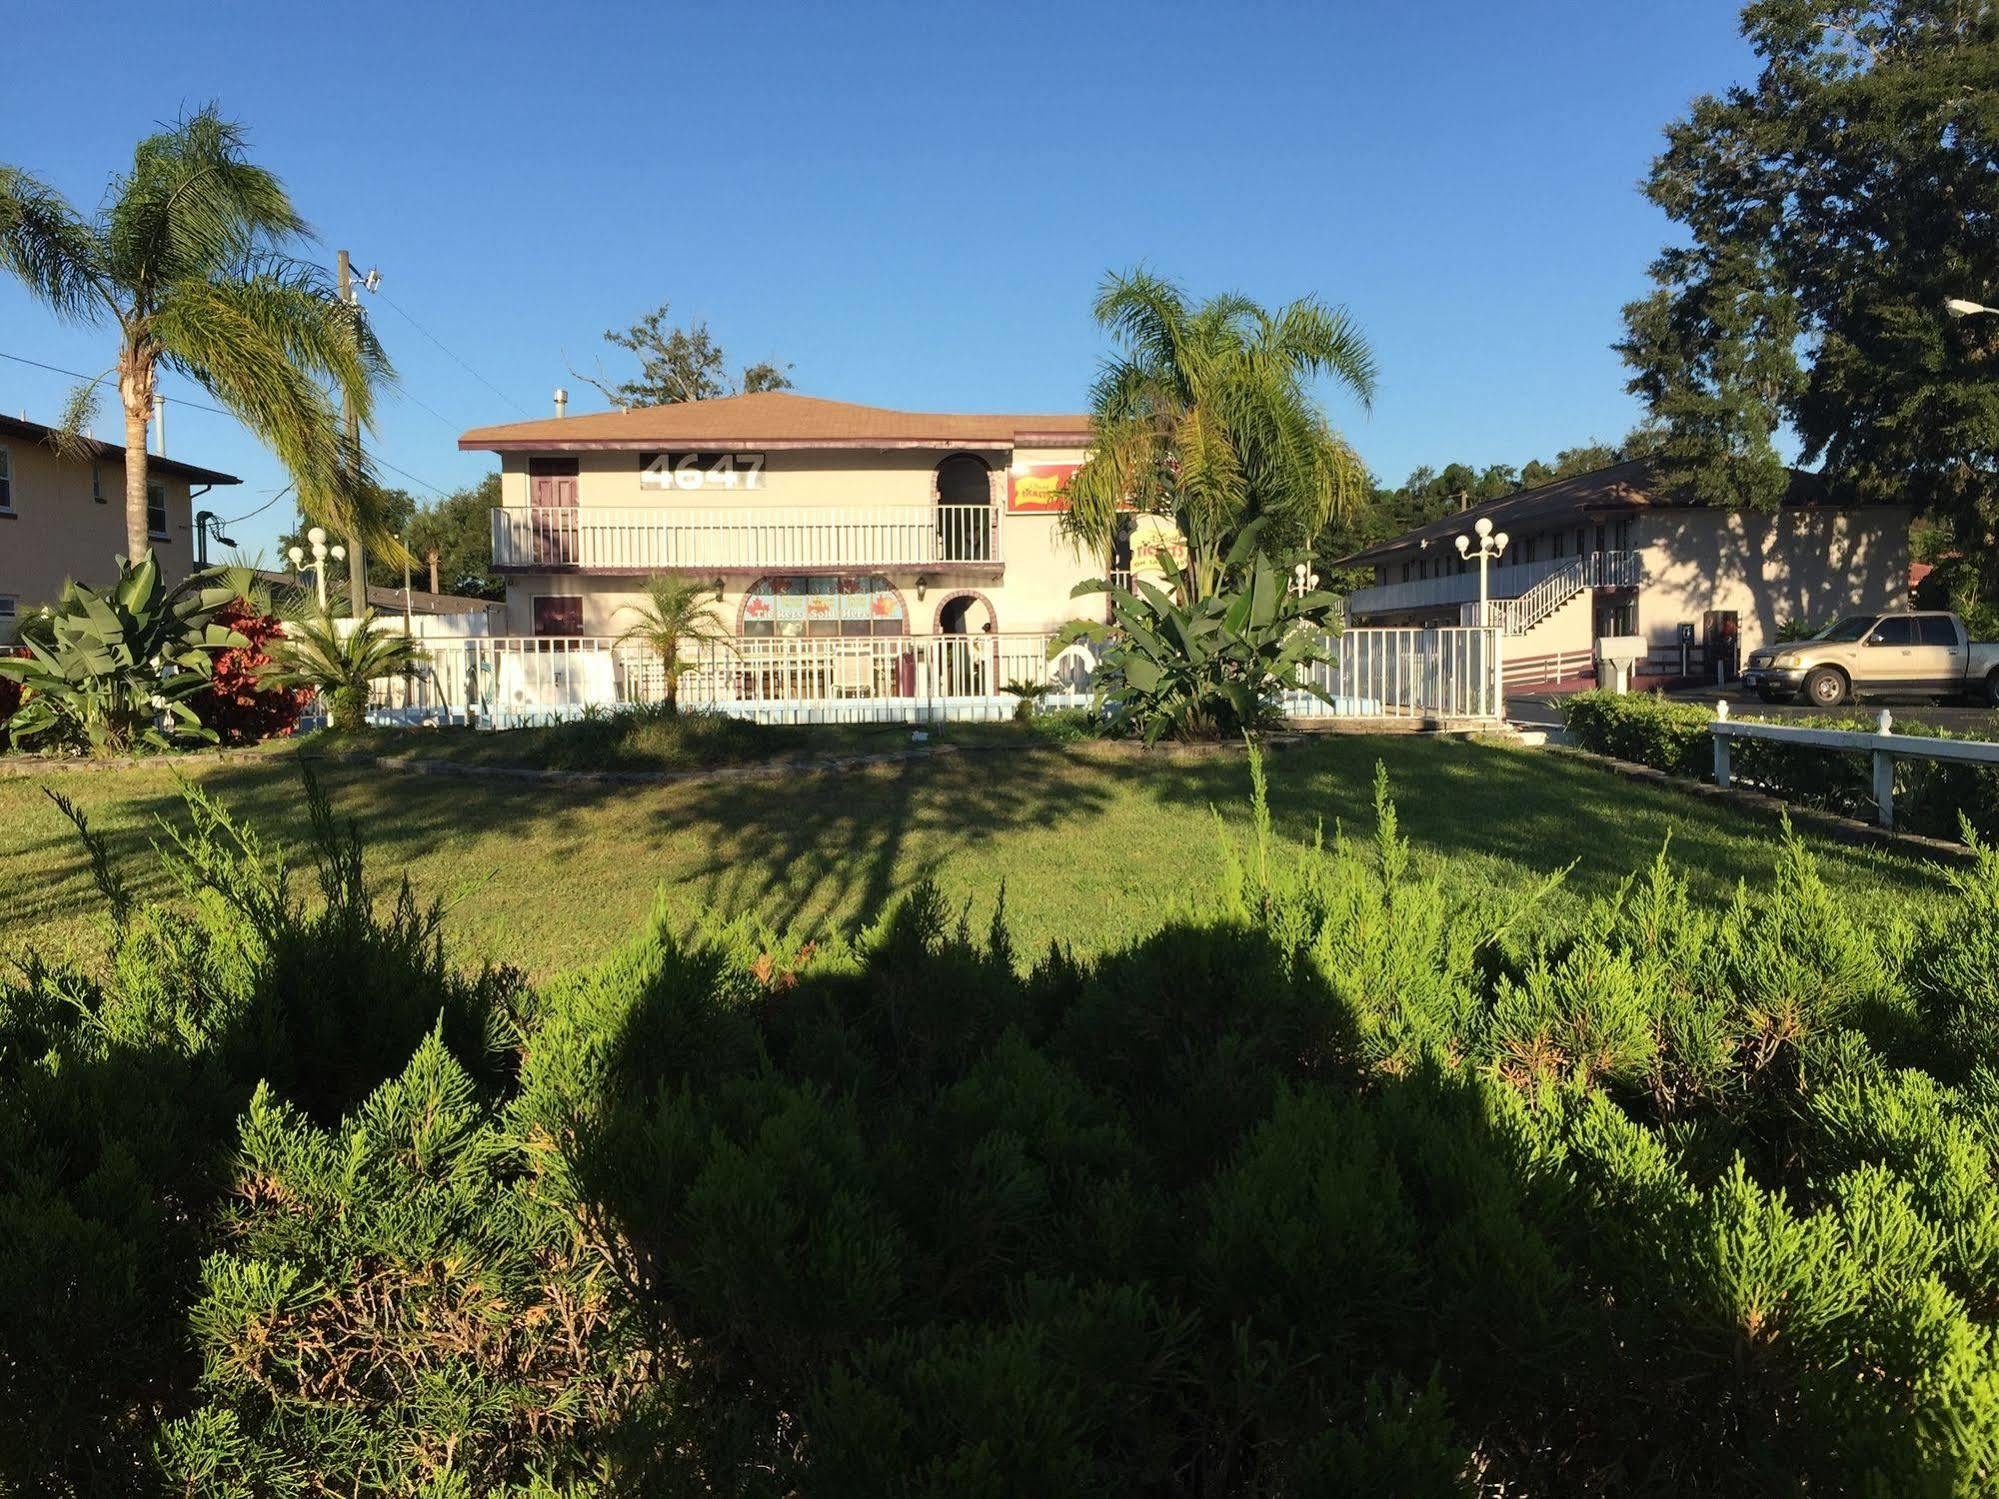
<box><xmin>336</xmin><ymin>249</ymin><xmax>368</xmax><ymax>618</ymax></box>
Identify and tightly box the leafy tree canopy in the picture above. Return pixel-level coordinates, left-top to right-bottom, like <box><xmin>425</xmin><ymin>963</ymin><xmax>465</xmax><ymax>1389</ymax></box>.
<box><xmin>1617</xmin><ymin>0</ymin><xmax>1999</xmax><ymax>571</ymax></box>
<box><xmin>571</xmin><ymin>301</ymin><xmax>793</xmax><ymax>409</ymax></box>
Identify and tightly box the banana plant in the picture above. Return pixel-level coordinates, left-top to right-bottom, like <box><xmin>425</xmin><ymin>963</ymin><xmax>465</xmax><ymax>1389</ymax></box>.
<box><xmin>1053</xmin><ymin>521</ymin><xmax>1342</xmax><ymax>742</ymax></box>
<box><xmin>0</xmin><ymin>552</ymin><xmax>246</xmax><ymax>753</ymax></box>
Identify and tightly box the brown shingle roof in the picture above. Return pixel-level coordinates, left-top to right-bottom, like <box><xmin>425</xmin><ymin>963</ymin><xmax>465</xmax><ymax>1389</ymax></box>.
<box><xmin>1337</xmin><ymin>458</ymin><xmax>1846</xmax><ymax>568</ymax></box>
<box><xmin>0</xmin><ymin>413</ymin><xmax>240</xmax><ymax>486</ymax></box>
<box><xmin>458</xmin><ymin>391</ymin><xmax>1093</xmax><ymax>452</ymax></box>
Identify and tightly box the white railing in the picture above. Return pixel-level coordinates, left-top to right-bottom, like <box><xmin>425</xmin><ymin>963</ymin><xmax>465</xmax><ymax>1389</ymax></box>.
<box><xmin>491</xmin><ymin>504</ymin><xmax>1002</xmax><ymax>572</ymax></box>
<box><xmin>361</xmin><ymin>625</ymin><xmax>1505</xmax><ymax>729</ymax></box>
<box><xmin>1711</xmin><ymin>701</ymin><xmax>1999</xmax><ymax>830</ymax></box>
<box><xmin>1289</xmin><ymin>627</ymin><xmax>1504</xmax><ymax>722</ymax></box>
<box><xmin>1346</xmin><ymin>551</ymin><xmax>1641</xmax><ymax>628</ymax></box>
<box><xmin>1486</xmin><ymin>551</ymin><xmax>1641</xmax><ymax>635</ymax></box>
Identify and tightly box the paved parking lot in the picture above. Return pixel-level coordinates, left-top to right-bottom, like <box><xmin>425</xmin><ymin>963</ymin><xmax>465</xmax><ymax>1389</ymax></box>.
<box><xmin>1509</xmin><ymin>685</ymin><xmax>1999</xmax><ymax>736</ymax></box>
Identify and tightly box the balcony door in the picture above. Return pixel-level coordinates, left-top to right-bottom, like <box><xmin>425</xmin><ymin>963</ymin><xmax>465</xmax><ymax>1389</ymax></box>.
<box><xmin>528</xmin><ymin>457</ymin><xmax>579</xmax><ymax>566</ymax></box>
<box><xmin>935</xmin><ymin>454</ymin><xmax>992</xmax><ymax>562</ymax></box>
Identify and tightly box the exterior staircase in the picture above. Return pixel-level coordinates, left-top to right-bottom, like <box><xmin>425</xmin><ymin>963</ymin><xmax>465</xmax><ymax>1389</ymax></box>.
<box><xmin>1458</xmin><ymin>551</ymin><xmax>1641</xmax><ymax>635</ymax></box>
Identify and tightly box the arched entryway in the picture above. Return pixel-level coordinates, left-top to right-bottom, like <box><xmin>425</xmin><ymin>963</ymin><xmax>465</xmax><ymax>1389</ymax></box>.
<box><xmin>934</xmin><ymin>454</ymin><xmax>993</xmax><ymax>562</ymax></box>
<box><xmin>933</xmin><ymin>590</ymin><xmax>996</xmax><ymax>696</ymax></box>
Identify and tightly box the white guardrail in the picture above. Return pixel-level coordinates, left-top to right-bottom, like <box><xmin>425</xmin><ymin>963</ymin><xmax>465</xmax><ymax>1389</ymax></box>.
<box><xmin>355</xmin><ymin>625</ymin><xmax>1505</xmax><ymax>729</ymax></box>
<box><xmin>1711</xmin><ymin>700</ymin><xmax>1999</xmax><ymax>829</ymax></box>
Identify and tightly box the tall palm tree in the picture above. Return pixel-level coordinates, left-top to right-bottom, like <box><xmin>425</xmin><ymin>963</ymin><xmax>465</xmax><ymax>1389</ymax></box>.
<box><xmin>0</xmin><ymin>106</ymin><xmax>394</xmax><ymax>587</ymax></box>
<box><xmin>615</xmin><ymin>574</ymin><xmax>737</xmax><ymax>713</ymax></box>
<box><xmin>1061</xmin><ymin>269</ymin><xmax>1377</xmax><ymax>602</ymax></box>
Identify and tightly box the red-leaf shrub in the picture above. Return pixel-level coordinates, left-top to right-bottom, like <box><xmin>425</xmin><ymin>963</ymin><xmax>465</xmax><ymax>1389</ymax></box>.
<box><xmin>0</xmin><ymin>647</ymin><xmax>25</xmax><ymax>742</ymax></box>
<box><xmin>190</xmin><ymin>601</ymin><xmax>310</xmax><ymax>745</ymax></box>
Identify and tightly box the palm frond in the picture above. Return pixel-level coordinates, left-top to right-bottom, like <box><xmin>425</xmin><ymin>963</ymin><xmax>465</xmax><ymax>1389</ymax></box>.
<box><xmin>0</xmin><ymin>165</ymin><xmax>107</xmax><ymax>320</ymax></box>
<box><xmin>104</xmin><ymin>104</ymin><xmax>307</xmax><ymax>291</ymax></box>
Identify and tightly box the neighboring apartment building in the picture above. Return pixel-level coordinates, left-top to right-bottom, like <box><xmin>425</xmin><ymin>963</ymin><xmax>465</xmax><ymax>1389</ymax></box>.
<box><xmin>1338</xmin><ymin>459</ymin><xmax>1911</xmax><ymax>687</ymax></box>
<box><xmin>0</xmin><ymin>412</ymin><xmax>240</xmax><ymax>641</ymax></box>
<box><xmin>458</xmin><ymin>391</ymin><xmax>1109</xmax><ymax>642</ymax></box>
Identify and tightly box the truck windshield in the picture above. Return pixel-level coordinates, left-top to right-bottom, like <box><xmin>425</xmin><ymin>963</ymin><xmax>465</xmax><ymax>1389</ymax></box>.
<box><xmin>1816</xmin><ymin>616</ymin><xmax>1879</xmax><ymax>642</ymax></box>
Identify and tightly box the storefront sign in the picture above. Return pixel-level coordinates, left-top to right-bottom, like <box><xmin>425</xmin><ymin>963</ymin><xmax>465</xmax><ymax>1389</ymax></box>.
<box><xmin>639</xmin><ymin>452</ymin><xmax>766</xmax><ymax>491</ymax></box>
<box><xmin>1007</xmin><ymin>462</ymin><xmax>1079</xmax><ymax>513</ymax></box>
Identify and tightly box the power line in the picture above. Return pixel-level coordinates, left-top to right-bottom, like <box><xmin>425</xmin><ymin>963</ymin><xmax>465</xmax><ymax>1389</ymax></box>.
<box><xmin>2</xmin><ymin>344</ymin><xmax>460</xmax><ymax>498</ymax></box>
<box><xmin>215</xmin><ymin>484</ymin><xmax>295</xmax><ymax>527</ymax></box>
<box><xmin>376</xmin><ymin>291</ymin><xmax>535</xmax><ymax>420</ymax></box>
<box><xmin>0</xmin><ymin>349</ymin><xmax>231</xmax><ymax>416</ymax></box>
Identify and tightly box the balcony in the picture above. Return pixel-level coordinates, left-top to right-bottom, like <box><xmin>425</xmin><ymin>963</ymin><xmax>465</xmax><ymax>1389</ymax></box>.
<box><xmin>1343</xmin><ymin>551</ymin><xmax>1639</xmax><ymax>619</ymax></box>
<box><xmin>491</xmin><ymin>504</ymin><xmax>1001</xmax><ymax>574</ymax></box>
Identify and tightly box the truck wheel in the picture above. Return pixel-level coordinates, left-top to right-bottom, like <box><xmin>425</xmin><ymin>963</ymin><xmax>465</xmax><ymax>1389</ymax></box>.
<box><xmin>1804</xmin><ymin>667</ymin><xmax>1849</xmax><ymax>708</ymax></box>
<box><xmin>1985</xmin><ymin>670</ymin><xmax>1999</xmax><ymax>709</ymax></box>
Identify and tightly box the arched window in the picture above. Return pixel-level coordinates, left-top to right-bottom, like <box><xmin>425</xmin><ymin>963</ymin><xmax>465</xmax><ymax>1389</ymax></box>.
<box><xmin>740</xmin><ymin>574</ymin><xmax>907</xmax><ymax>638</ymax></box>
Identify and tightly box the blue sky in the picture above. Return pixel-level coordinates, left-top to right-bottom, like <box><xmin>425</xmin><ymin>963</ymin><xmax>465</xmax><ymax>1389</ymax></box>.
<box><xmin>0</xmin><ymin>0</ymin><xmax>1755</xmax><ymax>559</ymax></box>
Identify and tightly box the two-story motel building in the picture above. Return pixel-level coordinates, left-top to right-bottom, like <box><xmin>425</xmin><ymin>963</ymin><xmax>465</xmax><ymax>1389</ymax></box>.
<box><xmin>1337</xmin><ymin>459</ymin><xmax>1912</xmax><ymax>688</ymax></box>
<box><xmin>0</xmin><ymin>412</ymin><xmax>239</xmax><ymax>641</ymax></box>
<box><xmin>459</xmin><ymin>392</ymin><xmax>1111</xmax><ymax>646</ymax></box>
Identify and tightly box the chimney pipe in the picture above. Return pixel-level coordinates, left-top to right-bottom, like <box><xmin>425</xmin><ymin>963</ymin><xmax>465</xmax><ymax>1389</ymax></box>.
<box><xmin>553</xmin><ymin>387</ymin><xmax>568</xmax><ymax>419</ymax></box>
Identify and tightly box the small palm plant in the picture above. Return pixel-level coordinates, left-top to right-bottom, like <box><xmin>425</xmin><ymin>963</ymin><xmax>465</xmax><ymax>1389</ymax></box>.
<box><xmin>615</xmin><ymin>574</ymin><xmax>735</xmax><ymax>714</ymax></box>
<box><xmin>262</xmin><ymin>608</ymin><xmax>424</xmax><ymax>732</ymax></box>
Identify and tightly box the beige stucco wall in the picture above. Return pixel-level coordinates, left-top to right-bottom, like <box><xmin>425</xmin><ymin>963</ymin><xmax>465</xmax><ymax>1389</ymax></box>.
<box><xmin>1632</xmin><ymin>506</ymin><xmax>1910</xmax><ymax>663</ymax></box>
<box><xmin>0</xmin><ymin>436</ymin><xmax>199</xmax><ymax>632</ymax></box>
<box><xmin>495</xmin><ymin>444</ymin><xmax>1117</xmax><ymax>639</ymax></box>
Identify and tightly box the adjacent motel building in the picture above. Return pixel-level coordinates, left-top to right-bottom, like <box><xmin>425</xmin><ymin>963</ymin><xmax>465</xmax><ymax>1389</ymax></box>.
<box><xmin>0</xmin><ymin>412</ymin><xmax>239</xmax><ymax>641</ymax></box>
<box><xmin>1338</xmin><ymin>460</ymin><xmax>1912</xmax><ymax>689</ymax></box>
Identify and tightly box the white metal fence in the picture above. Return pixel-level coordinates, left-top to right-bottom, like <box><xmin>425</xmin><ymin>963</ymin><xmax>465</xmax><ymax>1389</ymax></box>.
<box><xmin>360</xmin><ymin>626</ymin><xmax>1505</xmax><ymax>729</ymax></box>
<box><xmin>491</xmin><ymin>504</ymin><xmax>1002</xmax><ymax>572</ymax></box>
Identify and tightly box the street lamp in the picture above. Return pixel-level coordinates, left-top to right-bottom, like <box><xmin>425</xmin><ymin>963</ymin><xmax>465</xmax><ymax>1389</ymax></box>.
<box><xmin>1945</xmin><ymin>297</ymin><xmax>1998</xmax><ymax>318</ymax></box>
<box><xmin>1290</xmin><ymin>561</ymin><xmax>1321</xmax><ymax>598</ymax></box>
<box><xmin>1454</xmin><ymin>516</ymin><xmax>1510</xmax><ymax>627</ymax></box>
<box><xmin>287</xmin><ymin>526</ymin><xmax>347</xmax><ymax>609</ymax></box>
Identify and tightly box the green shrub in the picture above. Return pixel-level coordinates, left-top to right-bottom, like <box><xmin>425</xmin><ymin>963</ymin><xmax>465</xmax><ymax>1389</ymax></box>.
<box><xmin>0</xmin><ymin>554</ymin><xmax>246</xmax><ymax>753</ymax></box>
<box><xmin>1560</xmin><ymin>690</ymin><xmax>1999</xmax><ymax>842</ymax></box>
<box><xmin>14</xmin><ymin>752</ymin><xmax>1999</xmax><ymax>1490</ymax></box>
<box><xmin>1558</xmin><ymin>689</ymin><xmax>1712</xmax><ymax>777</ymax></box>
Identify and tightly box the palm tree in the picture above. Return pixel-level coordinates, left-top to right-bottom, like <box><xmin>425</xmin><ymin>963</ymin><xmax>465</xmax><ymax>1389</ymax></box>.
<box><xmin>615</xmin><ymin>574</ymin><xmax>736</xmax><ymax>713</ymax></box>
<box><xmin>261</xmin><ymin>607</ymin><xmax>424</xmax><ymax>733</ymax></box>
<box><xmin>0</xmin><ymin>106</ymin><xmax>393</xmax><ymax>588</ymax></box>
<box><xmin>1061</xmin><ymin>269</ymin><xmax>1377</xmax><ymax>603</ymax></box>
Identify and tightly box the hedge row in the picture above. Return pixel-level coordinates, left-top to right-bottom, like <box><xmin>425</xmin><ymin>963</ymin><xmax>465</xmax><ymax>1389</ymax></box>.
<box><xmin>1558</xmin><ymin>690</ymin><xmax>1999</xmax><ymax>842</ymax></box>
<box><xmin>15</xmin><ymin>758</ymin><xmax>1999</xmax><ymax>1491</ymax></box>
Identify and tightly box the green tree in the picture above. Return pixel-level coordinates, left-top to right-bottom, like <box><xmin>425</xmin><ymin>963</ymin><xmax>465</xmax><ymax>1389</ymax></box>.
<box><xmin>573</xmin><ymin>301</ymin><xmax>792</xmax><ymax>409</ymax></box>
<box><xmin>614</xmin><ymin>573</ymin><xmax>736</xmax><ymax>713</ymax></box>
<box><xmin>407</xmin><ymin>473</ymin><xmax>505</xmax><ymax>599</ymax></box>
<box><xmin>0</xmin><ymin>106</ymin><xmax>393</xmax><ymax>575</ymax></box>
<box><xmin>1618</xmin><ymin>1</ymin><xmax>1999</xmax><ymax>572</ymax></box>
<box><xmin>1062</xmin><ymin>269</ymin><xmax>1377</xmax><ymax>603</ymax></box>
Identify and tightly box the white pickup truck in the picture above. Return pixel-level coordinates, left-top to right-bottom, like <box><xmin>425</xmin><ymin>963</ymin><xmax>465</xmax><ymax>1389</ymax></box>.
<box><xmin>1741</xmin><ymin>611</ymin><xmax>1999</xmax><ymax>708</ymax></box>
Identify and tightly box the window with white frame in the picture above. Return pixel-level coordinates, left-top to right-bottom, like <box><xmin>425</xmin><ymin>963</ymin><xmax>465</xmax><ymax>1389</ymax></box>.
<box><xmin>146</xmin><ymin>481</ymin><xmax>169</xmax><ymax>539</ymax></box>
<box><xmin>0</xmin><ymin>447</ymin><xmax>12</xmax><ymax>511</ymax></box>
<box><xmin>0</xmin><ymin>595</ymin><xmax>15</xmax><ymax>644</ymax></box>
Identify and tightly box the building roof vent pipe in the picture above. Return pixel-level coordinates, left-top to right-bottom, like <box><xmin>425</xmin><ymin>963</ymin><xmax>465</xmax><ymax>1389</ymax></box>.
<box><xmin>553</xmin><ymin>387</ymin><xmax>568</xmax><ymax>419</ymax></box>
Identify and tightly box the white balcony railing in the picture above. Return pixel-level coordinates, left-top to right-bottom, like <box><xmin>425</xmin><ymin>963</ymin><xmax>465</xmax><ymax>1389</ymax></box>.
<box><xmin>491</xmin><ymin>504</ymin><xmax>1001</xmax><ymax>572</ymax></box>
<box><xmin>1344</xmin><ymin>550</ymin><xmax>1640</xmax><ymax>621</ymax></box>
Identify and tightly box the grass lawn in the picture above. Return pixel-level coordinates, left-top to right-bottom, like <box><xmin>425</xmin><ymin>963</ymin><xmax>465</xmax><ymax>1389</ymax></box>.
<box><xmin>0</xmin><ymin>731</ymin><xmax>1951</xmax><ymax>979</ymax></box>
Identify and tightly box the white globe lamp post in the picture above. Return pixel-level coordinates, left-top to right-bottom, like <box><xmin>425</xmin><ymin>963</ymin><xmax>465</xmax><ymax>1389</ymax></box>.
<box><xmin>1456</xmin><ymin>517</ymin><xmax>1510</xmax><ymax>628</ymax></box>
